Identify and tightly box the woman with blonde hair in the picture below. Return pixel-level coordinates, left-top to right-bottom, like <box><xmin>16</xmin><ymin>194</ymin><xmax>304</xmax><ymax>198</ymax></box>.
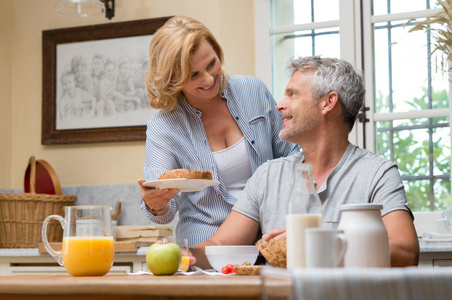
<box><xmin>137</xmin><ymin>16</ymin><xmax>299</xmax><ymax>247</ymax></box>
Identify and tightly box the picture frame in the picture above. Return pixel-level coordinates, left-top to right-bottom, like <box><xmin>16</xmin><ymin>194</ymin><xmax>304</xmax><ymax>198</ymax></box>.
<box><xmin>41</xmin><ymin>17</ymin><xmax>171</xmax><ymax>145</ymax></box>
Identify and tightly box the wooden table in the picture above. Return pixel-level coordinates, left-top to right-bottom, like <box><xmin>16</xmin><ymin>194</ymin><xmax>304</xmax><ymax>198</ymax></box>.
<box><xmin>0</xmin><ymin>274</ymin><xmax>269</xmax><ymax>300</ymax></box>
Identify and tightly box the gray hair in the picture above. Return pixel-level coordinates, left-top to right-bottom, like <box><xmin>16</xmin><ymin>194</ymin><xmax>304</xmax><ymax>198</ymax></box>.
<box><xmin>288</xmin><ymin>56</ymin><xmax>365</xmax><ymax>132</ymax></box>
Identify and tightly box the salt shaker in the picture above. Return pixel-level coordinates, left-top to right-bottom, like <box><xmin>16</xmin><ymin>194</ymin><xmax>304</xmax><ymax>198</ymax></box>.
<box><xmin>338</xmin><ymin>203</ymin><xmax>390</xmax><ymax>268</ymax></box>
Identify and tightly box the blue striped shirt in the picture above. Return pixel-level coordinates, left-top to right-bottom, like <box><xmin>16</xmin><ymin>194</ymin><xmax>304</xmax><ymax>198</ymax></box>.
<box><xmin>141</xmin><ymin>75</ymin><xmax>300</xmax><ymax>246</ymax></box>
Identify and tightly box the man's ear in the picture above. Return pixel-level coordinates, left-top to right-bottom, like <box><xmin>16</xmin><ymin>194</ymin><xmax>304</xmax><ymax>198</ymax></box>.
<box><xmin>321</xmin><ymin>91</ymin><xmax>339</xmax><ymax>115</ymax></box>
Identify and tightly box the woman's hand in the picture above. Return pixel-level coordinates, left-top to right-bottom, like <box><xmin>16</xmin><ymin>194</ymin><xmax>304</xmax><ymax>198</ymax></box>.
<box><xmin>184</xmin><ymin>248</ymin><xmax>197</xmax><ymax>266</ymax></box>
<box><xmin>262</xmin><ymin>227</ymin><xmax>286</xmax><ymax>241</ymax></box>
<box><xmin>137</xmin><ymin>178</ymin><xmax>179</xmax><ymax>214</ymax></box>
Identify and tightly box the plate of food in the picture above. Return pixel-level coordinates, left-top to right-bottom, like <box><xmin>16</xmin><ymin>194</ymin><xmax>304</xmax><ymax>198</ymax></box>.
<box><xmin>143</xmin><ymin>169</ymin><xmax>220</xmax><ymax>192</ymax></box>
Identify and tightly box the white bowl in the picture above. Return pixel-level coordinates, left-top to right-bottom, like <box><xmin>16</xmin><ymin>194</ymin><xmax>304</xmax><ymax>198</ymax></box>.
<box><xmin>205</xmin><ymin>245</ymin><xmax>259</xmax><ymax>272</ymax></box>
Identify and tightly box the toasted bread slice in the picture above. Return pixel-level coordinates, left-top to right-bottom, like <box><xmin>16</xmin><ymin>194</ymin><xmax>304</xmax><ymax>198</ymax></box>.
<box><xmin>234</xmin><ymin>265</ymin><xmax>262</xmax><ymax>276</ymax></box>
<box><xmin>277</xmin><ymin>237</ymin><xmax>287</xmax><ymax>257</ymax></box>
<box><xmin>255</xmin><ymin>237</ymin><xmax>287</xmax><ymax>268</ymax></box>
<box><xmin>159</xmin><ymin>169</ymin><xmax>212</xmax><ymax>180</ymax></box>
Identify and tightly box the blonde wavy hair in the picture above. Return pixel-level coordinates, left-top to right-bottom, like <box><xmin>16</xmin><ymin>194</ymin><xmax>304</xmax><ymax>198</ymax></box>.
<box><xmin>146</xmin><ymin>16</ymin><xmax>227</xmax><ymax>112</ymax></box>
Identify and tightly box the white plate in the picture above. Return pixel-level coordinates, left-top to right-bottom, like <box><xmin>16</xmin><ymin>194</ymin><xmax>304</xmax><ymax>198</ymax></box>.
<box><xmin>143</xmin><ymin>179</ymin><xmax>220</xmax><ymax>192</ymax></box>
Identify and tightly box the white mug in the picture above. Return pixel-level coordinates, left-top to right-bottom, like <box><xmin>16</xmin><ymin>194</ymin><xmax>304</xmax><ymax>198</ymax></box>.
<box><xmin>305</xmin><ymin>228</ymin><xmax>347</xmax><ymax>268</ymax></box>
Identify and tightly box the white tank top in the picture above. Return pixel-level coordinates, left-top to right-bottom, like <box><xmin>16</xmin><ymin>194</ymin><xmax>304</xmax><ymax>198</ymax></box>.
<box><xmin>212</xmin><ymin>137</ymin><xmax>253</xmax><ymax>200</ymax></box>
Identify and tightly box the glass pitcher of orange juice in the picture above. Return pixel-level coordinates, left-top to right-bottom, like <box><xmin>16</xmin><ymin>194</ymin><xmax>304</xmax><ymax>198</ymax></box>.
<box><xmin>41</xmin><ymin>205</ymin><xmax>114</xmax><ymax>276</ymax></box>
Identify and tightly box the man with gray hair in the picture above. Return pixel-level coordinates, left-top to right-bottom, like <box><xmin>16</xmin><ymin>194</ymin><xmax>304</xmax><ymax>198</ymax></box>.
<box><xmin>192</xmin><ymin>56</ymin><xmax>419</xmax><ymax>268</ymax></box>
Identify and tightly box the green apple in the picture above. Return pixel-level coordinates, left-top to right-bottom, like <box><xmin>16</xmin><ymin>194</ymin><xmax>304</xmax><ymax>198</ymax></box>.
<box><xmin>146</xmin><ymin>242</ymin><xmax>182</xmax><ymax>275</ymax></box>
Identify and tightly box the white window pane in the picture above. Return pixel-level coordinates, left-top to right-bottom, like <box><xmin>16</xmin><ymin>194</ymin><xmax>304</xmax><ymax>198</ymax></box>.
<box><xmin>294</xmin><ymin>0</ymin><xmax>312</xmax><ymax>24</ymax></box>
<box><xmin>373</xmin><ymin>0</ymin><xmax>438</xmax><ymax>16</ymax></box>
<box><xmin>271</xmin><ymin>29</ymin><xmax>340</xmax><ymax>99</ymax></box>
<box><xmin>374</xmin><ymin>20</ymin><xmax>449</xmax><ymax>114</ymax></box>
<box><xmin>272</xmin><ymin>0</ymin><xmax>338</xmax><ymax>26</ymax></box>
<box><xmin>376</xmin><ymin>117</ymin><xmax>450</xmax><ymax>211</ymax></box>
<box><xmin>311</xmin><ymin>0</ymin><xmax>339</xmax><ymax>22</ymax></box>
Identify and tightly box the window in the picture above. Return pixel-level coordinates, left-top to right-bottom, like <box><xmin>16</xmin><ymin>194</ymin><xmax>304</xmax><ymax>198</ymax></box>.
<box><xmin>263</xmin><ymin>0</ymin><xmax>344</xmax><ymax>104</ymax></box>
<box><xmin>255</xmin><ymin>0</ymin><xmax>451</xmax><ymax>211</ymax></box>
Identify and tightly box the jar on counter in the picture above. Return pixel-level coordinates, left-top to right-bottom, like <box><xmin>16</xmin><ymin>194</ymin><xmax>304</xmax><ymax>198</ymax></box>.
<box><xmin>338</xmin><ymin>203</ymin><xmax>390</xmax><ymax>268</ymax></box>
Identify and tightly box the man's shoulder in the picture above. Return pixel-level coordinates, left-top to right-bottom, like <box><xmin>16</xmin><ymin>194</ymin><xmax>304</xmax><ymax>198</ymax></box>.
<box><xmin>349</xmin><ymin>145</ymin><xmax>394</xmax><ymax>166</ymax></box>
<box><xmin>257</xmin><ymin>152</ymin><xmax>304</xmax><ymax>173</ymax></box>
<box><xmin>344</xmin><ymin>145</ymin><xmax>398</xmax><ymax>177</ymax></box>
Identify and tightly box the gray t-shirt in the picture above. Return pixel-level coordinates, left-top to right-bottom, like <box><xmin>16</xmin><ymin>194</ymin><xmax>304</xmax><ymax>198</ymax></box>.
<box><xmin>232</xmin><ymin>143</ymin><xmax>412</xmax><ymax>234</ymax></box>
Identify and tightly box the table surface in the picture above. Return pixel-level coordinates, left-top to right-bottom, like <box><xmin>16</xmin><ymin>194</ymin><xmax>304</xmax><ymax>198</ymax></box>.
<box><xmin>0</xmin><ymin>273</ymin><xmax>267</xmax><ymax>300</ymax></box>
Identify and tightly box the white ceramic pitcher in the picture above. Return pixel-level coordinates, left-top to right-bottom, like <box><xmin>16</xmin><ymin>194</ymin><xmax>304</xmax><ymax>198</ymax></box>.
<box><xmin>338</xmin><ymin>203</ymin><xmax>390</xmax><ymax>268</ymax></box>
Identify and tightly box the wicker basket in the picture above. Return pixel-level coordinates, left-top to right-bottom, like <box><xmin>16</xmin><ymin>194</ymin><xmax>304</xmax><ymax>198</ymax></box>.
<box><xmin>0</xmin><ymin>157</ymin><xmax>77</xmax><ymax>248</ymax></box>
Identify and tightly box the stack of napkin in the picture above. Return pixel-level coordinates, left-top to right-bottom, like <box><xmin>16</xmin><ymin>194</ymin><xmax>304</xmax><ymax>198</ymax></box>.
<box><xmin>422</xmin><ymin>231</ymin><xmax>452</xmax><ymax>242</ymax></box>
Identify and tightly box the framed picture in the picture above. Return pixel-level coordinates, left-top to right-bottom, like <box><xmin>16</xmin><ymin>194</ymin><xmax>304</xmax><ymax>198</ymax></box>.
<box><xmin>41</xmin><ymin>17</ymin><xmax>171</xmax><ymax>145</ymax></box>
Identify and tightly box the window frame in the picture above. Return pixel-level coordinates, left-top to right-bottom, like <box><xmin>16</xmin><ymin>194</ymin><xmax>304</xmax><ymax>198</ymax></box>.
<box><xmin>254</xmin><ymin>0</ymin><xmax>452</xmax><ymax>211</ymax></box>
<box><xmin>254</xmin><ymin>0</ymin><xmax>363</xmax><ymax>146</ymax></box>
<box><xmin>361</xmin><ymin>4</ymin><xmax>449</xmax><ymax>151</ymax></box>
<box><xmin>255</xmin><ymin>0</ymin><xmax>451</xmax><ymax>153</ymax></box>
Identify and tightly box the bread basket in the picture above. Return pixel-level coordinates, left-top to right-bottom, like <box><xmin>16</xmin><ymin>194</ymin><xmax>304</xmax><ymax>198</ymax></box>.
<box><xmin>0</xmin><ymin>156</ymin><xmax>77</xmax><ymax>248</ymax></box>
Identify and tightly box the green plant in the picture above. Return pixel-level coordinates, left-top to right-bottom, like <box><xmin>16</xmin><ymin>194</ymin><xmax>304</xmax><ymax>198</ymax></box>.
<box><xmin>375</xmin><ymin>88</ymin><xmax>451</xmax><ymax>211</ymax></box>
<box><xmin>405</xmin><ymin>0</ymin><xmax>452</xmax><ymax>73</ymax></box>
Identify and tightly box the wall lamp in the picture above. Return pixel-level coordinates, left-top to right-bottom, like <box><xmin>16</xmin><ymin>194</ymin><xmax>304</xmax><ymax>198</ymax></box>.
<box><xmin>54</xmin><ymin>0</ymin><xmax>115</xmax><ymax>20</ymax></box>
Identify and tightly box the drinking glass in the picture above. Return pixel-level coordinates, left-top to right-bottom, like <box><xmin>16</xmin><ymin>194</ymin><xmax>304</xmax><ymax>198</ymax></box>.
<box><xmin>176</xmin><ymin>238</ymin><xmax>190</xmax><ymax>272</ymax></box>
<box><xmin>41</xmin><ymin>205</ymin><xmax>114</xmax><ymax>276</ymax></box>
<box><xmin>161</xmin><ymin>236</ymin><xmax>190</xmax><ymax>272</ymax></box>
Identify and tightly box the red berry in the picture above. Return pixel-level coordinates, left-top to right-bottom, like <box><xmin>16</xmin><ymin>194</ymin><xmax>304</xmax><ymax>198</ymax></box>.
<box><xmin>227</xmin><ymin>264</ymin><xmax>234</xmax><ymax>273</ymax></box>
<box><xmin>222</xmin><ymin>264</ymin><xmax>240</xmax><ymax>274</ymax></box>
<box><xmin>222</xmin><ymin>265</ymin><xmax>230</xmax><ymax>274</ymax></box>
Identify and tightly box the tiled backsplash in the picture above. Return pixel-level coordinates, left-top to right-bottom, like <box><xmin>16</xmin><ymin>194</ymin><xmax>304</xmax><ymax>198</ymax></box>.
<box><xmin>0</xmin><ymin>184</ymin><xmax>178</xmax><ymax>227</ymax></box>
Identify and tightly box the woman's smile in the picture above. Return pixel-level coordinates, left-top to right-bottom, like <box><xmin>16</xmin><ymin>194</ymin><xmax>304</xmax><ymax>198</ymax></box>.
<box><xmin>200</xmin><ymin>78</ymin><xmax>216</xmax><ymax>91</ymax></box>
<box><xmin>182</xmin><ymin>38</ymin><xmax>222</xmax><ymax>104</ymax></box>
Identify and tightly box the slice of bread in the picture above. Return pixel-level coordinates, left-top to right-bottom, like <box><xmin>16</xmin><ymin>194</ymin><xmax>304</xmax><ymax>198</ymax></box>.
<box><xmin>255</xmin><ymin>237</ymin><xmax>287</xmax><ymax>268</ymax></box>
<box><xmin>159</xmin><ymin>169</ymin><xmax>212</xmax><ymax>180</ymax></box>
<box><xmin>276</xmin><ymin>236</ymin><xmax>287</xmax><ymax>257</ymax></box>
<box><xmin>234</xmin><ymin>265</ymin><xmax>263</xmax><ymax>276</ymax></box>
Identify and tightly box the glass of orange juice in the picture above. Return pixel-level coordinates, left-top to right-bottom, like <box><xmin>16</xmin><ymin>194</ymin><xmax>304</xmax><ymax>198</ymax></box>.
<box><xmin>176</xmin><ymin>238</ymin><xmax>190</xmax><ymax>272</ymax></box>
<box><xmin>42</xmin><ymin>206</ymin><xmax>114</xmax><ymax>276</ymax></box>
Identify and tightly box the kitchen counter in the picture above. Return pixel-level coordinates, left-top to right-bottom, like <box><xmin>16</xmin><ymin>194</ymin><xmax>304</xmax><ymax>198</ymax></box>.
<box><xmin>0</xmin><ymin>273</ymin><xmax>269</xmax><ymax>300</ymax></box>
<box><xmin>0</xmin><ymin>247</ymin><xmax>150</xmax><ymax>275</ymax></box>
<box><xmin>419</xmin><ymin>239</ymin><xmax>452</xmax><ymax>252</ymax></box>
<box><xmin>418</xmin><ymin>239</ymin><xmax>452</xmax><ymax>267</ymax></box>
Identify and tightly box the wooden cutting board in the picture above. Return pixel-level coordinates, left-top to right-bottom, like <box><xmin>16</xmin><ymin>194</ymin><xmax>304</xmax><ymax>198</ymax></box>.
<box><xmin>115</xmin><ymin>225</ymin><xmax>173</xmax><ymax>240</ymax></box>
<box><xmin>38</xmin><ymin>226</ymin><xmax>174</xmax><ymax>253</ymax></box>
